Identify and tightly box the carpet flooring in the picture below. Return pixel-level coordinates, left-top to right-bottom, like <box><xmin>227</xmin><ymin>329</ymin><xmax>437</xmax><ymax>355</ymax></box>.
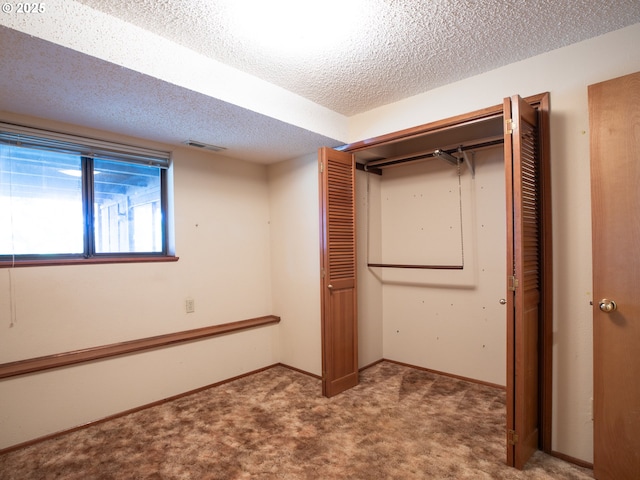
<box><xmin>0</xmin><ymin>361</ymin><xmax>594</xmax><ymax>479</ymax></box>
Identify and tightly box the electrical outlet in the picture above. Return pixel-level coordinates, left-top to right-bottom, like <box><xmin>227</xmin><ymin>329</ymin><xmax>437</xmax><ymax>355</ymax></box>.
<box><xmin>185</xmin><ymin>298</ymin><xmax>195</xmax><ymax>313</ymax></box>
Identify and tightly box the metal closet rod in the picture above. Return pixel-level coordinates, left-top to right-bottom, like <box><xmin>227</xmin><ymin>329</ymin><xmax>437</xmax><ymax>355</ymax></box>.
<box><xmin>364</xmin><ymin>138</ymin><xmax>504</xmax><ymax>170</ymax></box>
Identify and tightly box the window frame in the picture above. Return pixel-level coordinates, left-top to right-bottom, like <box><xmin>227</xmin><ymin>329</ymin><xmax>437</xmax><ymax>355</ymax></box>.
<box><xmin>0</xmin><ymin>122</ymin><xmax>177</xmax><ymax>268</ymax></box>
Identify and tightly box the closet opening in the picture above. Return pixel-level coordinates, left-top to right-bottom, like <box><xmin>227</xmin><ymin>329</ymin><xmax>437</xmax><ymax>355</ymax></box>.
<box><xmin>353</xmin><ymin>111</ymin><xmax>505</xmax><ymax>273</ymax></box>
<box><xmin>322</xmin><ymin>93</ymin><xmax>551</xmax><ymax>469</ymax></box>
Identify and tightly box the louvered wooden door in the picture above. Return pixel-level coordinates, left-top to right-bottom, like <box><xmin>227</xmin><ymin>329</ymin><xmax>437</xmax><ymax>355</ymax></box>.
<box><xmin>318</xmin><ymin>147</ymin><xmax>358</xmax><ymax>398</ymax></box>
<box><xmin>504</xmin><ymin>95</ymin><xmax>542</xmax><ymax>469</ymax></box>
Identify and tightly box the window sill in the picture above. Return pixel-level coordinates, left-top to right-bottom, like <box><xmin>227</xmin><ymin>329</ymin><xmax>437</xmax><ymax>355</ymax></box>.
<box><xmin>0</xmin><ymin>256</ymin><xmax>179</xmax><ymax>268</ymax></box>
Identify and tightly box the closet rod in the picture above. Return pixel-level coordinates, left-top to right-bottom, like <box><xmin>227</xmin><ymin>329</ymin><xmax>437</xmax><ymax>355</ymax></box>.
<box><xmin>365</xmin><ymin>138</ymin><xmax>503</xmax><ymax>170</ymax></box>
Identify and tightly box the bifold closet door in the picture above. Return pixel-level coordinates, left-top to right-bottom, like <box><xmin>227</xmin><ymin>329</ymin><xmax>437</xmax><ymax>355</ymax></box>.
<box><xmin>504</xmin><ymin>95</ymin><xmax>542</xmax><ymax>469</ymax></box>
<box><xmin>318</xmin><ymin>147</ymin><xmax>358</xmax><ymax>398</ymax></box>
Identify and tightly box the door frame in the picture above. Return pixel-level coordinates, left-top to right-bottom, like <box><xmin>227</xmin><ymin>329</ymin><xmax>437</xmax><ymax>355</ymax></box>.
<box><xmin>338</xmin><ymin>92</ymin><xmax>553</xmax><ymax>457</ymax></box>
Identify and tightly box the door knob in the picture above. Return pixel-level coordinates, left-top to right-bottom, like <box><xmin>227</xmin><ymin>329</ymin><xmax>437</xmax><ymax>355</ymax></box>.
<box><xmin>598</xmin><ymin>299</ymin><xmax>617</xmax><ymax>313</ymax></box>
<box><xmin>499</xmin><ymin>299</ymin><xmax>507</xmax><ymax>305</ymax></box>
<box><xmin>328</xmin><ymin>284</ymin><xmax>333</xmax><ymax>290</ymax></box>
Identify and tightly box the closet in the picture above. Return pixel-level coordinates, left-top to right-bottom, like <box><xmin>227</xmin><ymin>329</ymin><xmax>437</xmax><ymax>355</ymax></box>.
<box><xmin>319</xmin><ymin>93</ymin><xmax>551</xmax><ymax>469</ymax></box>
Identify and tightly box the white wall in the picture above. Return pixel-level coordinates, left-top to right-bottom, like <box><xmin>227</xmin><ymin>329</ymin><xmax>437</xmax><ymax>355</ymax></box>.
<box><xmin>267</xmin><ymin>156</ymin><xmax>385</xmax><ymax>375</ymax></box>
<box><xmin>356</xmin><ymin>169</ymin><xmax>383</xmax><ymax>367</ymax></box>
<box><xmin>0</xmin><ymin>113</ymin><xmax>279</xmax><ymax>450</ymax></box>
<box><xmin>267</xmin><ymin>154</ymin><xmax>322</xmax><ymax>375</ymax></box>
<box><xmin>374</xmin><ymin>148</ymin><xmax>506</xmax><ymax>386</ymax></box>
<box><xmin>348</xmin><ymin>23</ymin><xmax>640</xmax><ymax>464</ymax></box>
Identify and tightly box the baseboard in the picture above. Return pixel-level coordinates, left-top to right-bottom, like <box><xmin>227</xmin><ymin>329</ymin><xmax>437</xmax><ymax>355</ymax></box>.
<box><xmin>550</xmin><ymin>450</ymin><xmax>593</xmax><ymax>470</ymax></box>
<box><xmin>383</xmin><ymin>358</ymin><xmax>507</xmax><ymax>390</ymax></box>
<box><xmin>278</xmin><ymin>359</ymin><xmax>384</xmax><ymax>378</ymax></box>
<box><xmin>360</xmin><ymin>358</ymin><xmax>385</xmax><ymax>371</ymax></box>
<box><xmin>277</xmin><ymin>363</ymin><xmax>322</xmax><ymax>380</ymax></box>
<box><xmin>231</xmin><ymin>361</ymin><xmax>596</xmax><ymax>471</ymax></box>
<box><xmin>379</xmin><ymin>361</ymin><xmax>593</xmax><ymax>470</ymax></box>
<box><xmin>0</xmin><ymin>363</ymin><xmax>281</xmax><ymax>455</ymax></box>
<box><xmin>278</xmin><ymin>358</ymin><xmax>503</xmax><ymax>391</ymax></box>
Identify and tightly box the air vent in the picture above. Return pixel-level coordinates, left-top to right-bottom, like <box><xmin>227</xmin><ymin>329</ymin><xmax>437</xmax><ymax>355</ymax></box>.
<box><xmin>182</xmin><ymin>140</ymin><xmax>227</xmax><ymax>152</ymax></box>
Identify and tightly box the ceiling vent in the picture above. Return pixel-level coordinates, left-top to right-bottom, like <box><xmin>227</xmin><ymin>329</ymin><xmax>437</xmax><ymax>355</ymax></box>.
<box><xmin>182</xmin><ymin>140</ymin><xmax>227</xmax><ymax>152</ymax></box>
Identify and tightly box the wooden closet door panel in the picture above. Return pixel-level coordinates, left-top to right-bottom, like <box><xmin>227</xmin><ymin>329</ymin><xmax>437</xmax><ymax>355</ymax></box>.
<box><xmin>318</xmin><ymin>147</ymin><xmax>358</xmax><ymax>397</ymax></box>
<box><xmin>504</xmin><ymin>95</ymin><xmax>541</xmax><ymax>469</ymax></box>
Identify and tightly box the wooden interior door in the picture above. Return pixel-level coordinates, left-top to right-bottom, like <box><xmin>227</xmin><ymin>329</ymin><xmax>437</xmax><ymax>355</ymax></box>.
<box><xmin>318</xmin><ymin>147</ymin><xmax>358</xmax><ymax>397</ymax></box>
<box><xmin>589</xmin><ymin>71</ymin><xmax>640</xmax><ymax>480</ymax></box>
<box><xmin>504</xmin><ymin>95</ymin><xmax>542</xmax><ymax>469</ymax></box>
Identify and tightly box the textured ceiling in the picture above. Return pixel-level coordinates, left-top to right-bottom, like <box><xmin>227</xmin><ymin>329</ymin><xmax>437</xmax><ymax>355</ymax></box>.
<box><xmin>75</xmin><ymin>0</ymin><xmax>640</xmax><ymax>116</ymax></box>
<box><xmin>1</xmin><ymin>1</ymin><xmax>639</xmax><ymax>163</ymax></box>
<box><xmin>0</xmin><ymin>27</ymin><xmax>341</xmax><ymax>164</ymax></box>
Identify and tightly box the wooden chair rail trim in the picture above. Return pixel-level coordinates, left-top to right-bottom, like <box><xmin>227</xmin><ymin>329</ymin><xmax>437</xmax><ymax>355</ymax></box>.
<box><xmin>0</xmin><ymin>315</ymin><xmax>280</xmax><ymax>380</ymax></box>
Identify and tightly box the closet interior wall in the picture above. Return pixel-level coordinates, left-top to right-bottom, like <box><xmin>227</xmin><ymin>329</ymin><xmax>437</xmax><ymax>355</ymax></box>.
<box><xmin>357</xmin><ymin>144</ymin><xmax>507</xmax><ymax>386</ymax></box>
<box><xmin>355</xmin><ymin>168</ymin><xmax>384</xmax><ymax>368</ymax></box>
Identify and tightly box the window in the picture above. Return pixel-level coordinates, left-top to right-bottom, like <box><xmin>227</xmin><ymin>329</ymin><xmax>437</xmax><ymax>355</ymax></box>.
<box><xmin>0</xmin><ymin>122</ymin><xmax>172</xmax><ymax>265</ymax></box>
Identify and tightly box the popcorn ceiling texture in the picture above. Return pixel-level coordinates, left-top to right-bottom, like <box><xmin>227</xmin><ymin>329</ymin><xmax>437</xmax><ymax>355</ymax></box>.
<box><xmin>76</xmin><ymin>0</ymin><xmax>640</xmax><ymax>116</ymax></box>
<box><xmin>1</xmin><ymin>0</ymin><xmax>639</xmax><ymax>163</ymax></box>
<box><xmin>0</xmin><ymin>27</ymin><xmax>343</xmax><ymax>164</ymax></box>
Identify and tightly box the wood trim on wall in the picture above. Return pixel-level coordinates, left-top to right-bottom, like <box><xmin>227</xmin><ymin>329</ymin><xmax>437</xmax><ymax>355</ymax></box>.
<box><xmin>383</xmin><ymin>359</ymin><xmax>507</xmax><ymax>391</ymax></box>
<box><xmin>0</xmin><ymin>255</ymin><xmax>180</xmax><ymax>269</ymax></box>
<box><xmin>278</xmin><ymin>363</ymin><xmax>322</xmax><ymax>380</ymax></box>
<box><xmin>0</xmin><ymin>315</ymin><xmax>280</xmax><ymax>380</ymax></box>
<box><xmin>339</xmin><ymin>93</ymin><xmax>549</xmax><ymax>154</ymax></box>
<box><xmin>550</xmin><ymin>450</ymin><xmax>593</xmax><ymax>470</ymax></box>
<box><xmin>0</xmin><ymin>363</ymin><xmax>283</xmax><ymax>455</ymax></box>
<box><xmin>340</xmin><ymin>105</ymin><xmax>504</xmax><ymax>153</ymax></box>
<box><xmin>359</xmin><ymin>358</ymin><xmax>385</xmax><ymax>372</ymax></box>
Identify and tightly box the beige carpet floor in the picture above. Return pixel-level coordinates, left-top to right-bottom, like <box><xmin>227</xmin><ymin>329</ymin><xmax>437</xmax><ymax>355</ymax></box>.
<box><xmin>0</xmin><ymin>361</ymin><xmax>594</xmax><ymax>479</ymax></box>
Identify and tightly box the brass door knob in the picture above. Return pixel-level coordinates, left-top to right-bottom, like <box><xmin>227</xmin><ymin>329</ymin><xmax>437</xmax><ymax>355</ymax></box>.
<box><xmin>598</xmin><ymin>299</ymin><xmax>617</xmax><ymax>313</ymax></box>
